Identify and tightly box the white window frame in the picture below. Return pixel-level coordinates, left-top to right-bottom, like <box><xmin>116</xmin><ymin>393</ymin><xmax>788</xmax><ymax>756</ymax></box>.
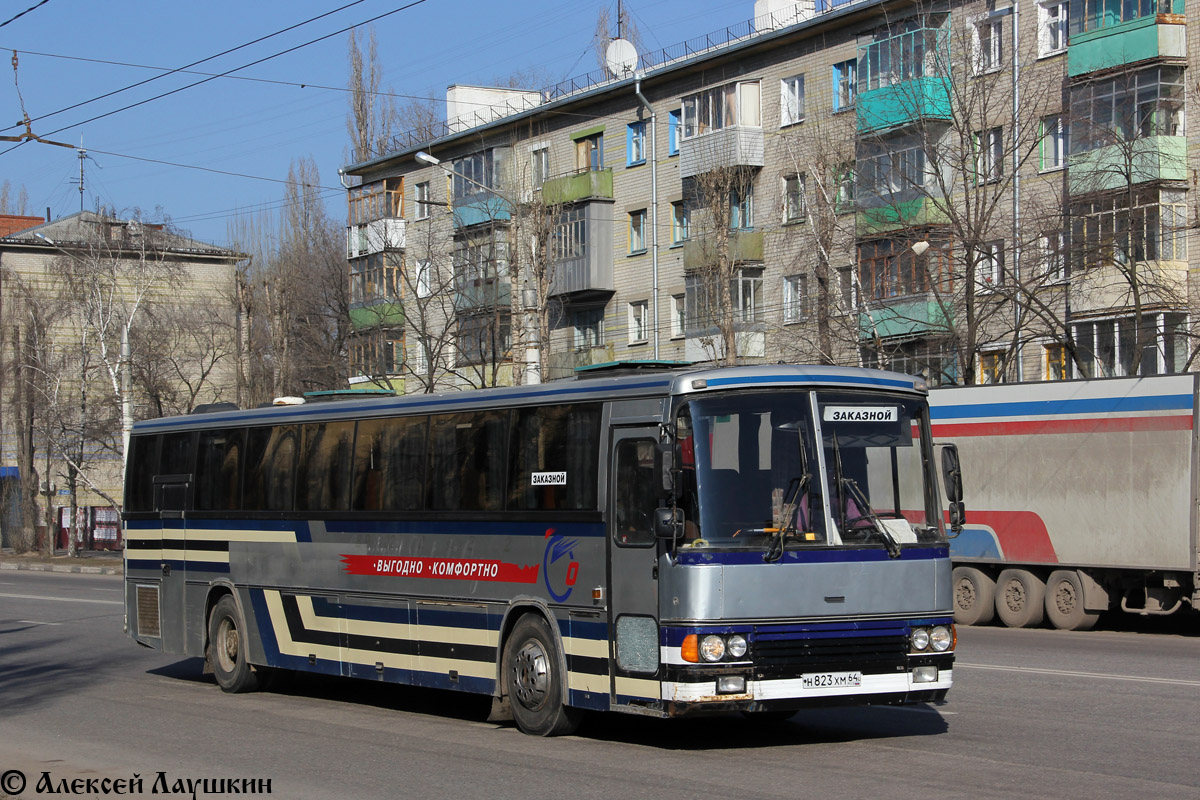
<box><xmin>628</xmin><ymin>301</ymin><xmax>648</xmax><ymax>343</ymax></box>
<box><xmin>1040</xmin><ymin>115</ymin><xmax>1066</xmax><ymax>171</ymax></box>
<box><xmin>415</xmin><ymin>259</ymin><xmax>433</xmax><ymax>298</ymax></box>
<box><xmin>408</xmin><ymin>335</ymin><xmax>428</xmax><ymax>375</ymax></box>
<box><xmin>973</xmin><ymin>16</ymin><xmax>1005</xmax><ymax>74</ymax></box>
<box><xmin>1037</xmin><ymin>0</ymin><xmax>1069</xmax><ymax>57</ymax></box>
<box><xmin>572</xmin><ymin>308</ymin><xmax>604</xmax><ymax>350</ymax></box>
<box><xmin>783</xmin><ymin>174</ymin><xmax>806</xmax><ymax>223</ymax></box>
<box><xmin>629</xmin><ymin>210</ymin><xmax>647</xmax><ymax>253</ymax></box>
<box><xmin>976</xmin><ymin>240</ymin><xmax>1005</xmax><ymax>292</ymax></box>
<box><xmin>780</xmin><ymin>74</ymin><xmax>805</xmax><ymax>127</ymax></box>
<box><xmin>975</xmin><ymin>126</ymin><xmax>1003</xmax><ymax>183</ymax></box>
<box><xmin>671</xmin><ymin>201</ymin><xmax>689</xmax><ymax>244</ymax></box>
<box><xmin>531</xmin><ymin>146</ymin><xmax>550</xmax><ymax>188</ymax></box>
<box><xmin>671</xmin><ymin>294</ymin><xmax>686</xmax><ymax>338</ymax></box>
<box><xmin>1039</xmin><ymin>231</ymin><xmax>1066</xmax><ymax>283</ymax></box>
<box><xmin>783</xmin><ymin>274</ymin><xmax>807</xmax><ymax>323</ymax></box>
<box><xmin>681</xmin><ymin>80</ymin><xmax>762</xmax><ymax>139</ymax></box>
<box><xmin>414</xmin><ymin>181</ymin><xmax>431</xmax><ymax>220</ymax></box>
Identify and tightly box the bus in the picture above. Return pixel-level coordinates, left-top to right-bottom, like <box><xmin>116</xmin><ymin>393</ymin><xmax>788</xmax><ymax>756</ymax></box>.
<box><xmin>122</xmin><ymin>364</ymin><xmax>959</xmax><ymax>736</ymax></box>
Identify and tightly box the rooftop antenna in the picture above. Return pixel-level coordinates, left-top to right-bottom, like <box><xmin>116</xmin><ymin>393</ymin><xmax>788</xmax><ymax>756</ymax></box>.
<box><xmin>604</xmin><ymin>1</ymin><xmax>639</xmax><ymax>81</ymax></box>
<box><xmin>69</xmin><ymin>139</ymin><xmax>102</xmax><ymax>212</ymax></box>
<box><xmin>0</xmin><ymin>51</ymin><xmax>73</xmax><ymax>149</ymax></box>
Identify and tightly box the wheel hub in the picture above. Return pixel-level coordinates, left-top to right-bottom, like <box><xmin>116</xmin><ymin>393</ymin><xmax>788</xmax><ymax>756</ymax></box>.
<box><xmin>511</xmin><ymin>640</ymin><xmax>550</xmax><ymax>710</ymax></box>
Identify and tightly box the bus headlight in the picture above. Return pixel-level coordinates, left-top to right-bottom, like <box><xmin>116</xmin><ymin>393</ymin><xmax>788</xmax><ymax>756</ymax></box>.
<box><xmin>699</xmin><ymin>634</ymin><xmax>726</xmax><ymax>662</ymax></box>
<box><xmin>726</xmin><ymin>634</ymin><xmax>747</xmax><ymax>659</ymax></box>
<box><xmin>930</xmin><ymin>625</ymin><xmax>953</xmax><ymax>652</ymax></box>
<box><xmin>909</xmin><ymin>627</ymin><xmax>931</xmax><ymax>652</ymax></box>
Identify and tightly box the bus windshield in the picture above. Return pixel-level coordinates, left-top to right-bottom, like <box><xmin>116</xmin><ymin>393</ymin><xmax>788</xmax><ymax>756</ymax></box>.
<box><xmin>674</xmin><ymin>390</ymin><xmax>943</xmax><ymax>550</ymax></box>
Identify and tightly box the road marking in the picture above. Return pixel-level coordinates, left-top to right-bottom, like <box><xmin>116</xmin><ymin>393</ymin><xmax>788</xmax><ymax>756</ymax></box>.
<box><xmin>17</xmin><ymin>619</ymin><xmax>62</xmax><ymax>625</ymax></box>
<box><xmin>0</xmin><ymin>592</ymin><xmax>122</xmax><ymax>606</ymax></box>
<box><xmin>957</xmin><ymin>662</ymin><xmax>1200</xmax><ymax>687</ymax></box>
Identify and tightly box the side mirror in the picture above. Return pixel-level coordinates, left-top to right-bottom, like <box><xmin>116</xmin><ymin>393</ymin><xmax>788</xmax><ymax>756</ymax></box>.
<box><xmin>654</xmin><ymin>507</ymin><xmax>683</xmax><ymax>540</ymax></box>
<box><xmin>940</xmin><ymin>444</ymin><xmax>963</xmax><ymax>504</ymax></box>
<box><xmin>948</xmin><ymin>500</ymin><xmax>965</xmax><ymax>533</ymax></box>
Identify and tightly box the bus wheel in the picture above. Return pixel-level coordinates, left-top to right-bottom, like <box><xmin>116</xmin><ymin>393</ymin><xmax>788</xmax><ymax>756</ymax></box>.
<box><xmin>952</xmin><ymin>567</ymin><xmax>995</xmax><ymax>626</ymax></box>
<box><xmin>207</xmin><ymin>595</ymin><xmax>260</xmax><ymax>693</ymax></box>
<box><xmin>504</xmin><ymin>614</ymin><xmax>580</xmax><ymax>736</ymax></box>
<box><xmin>1045</xmin><ymin>570</ymin><xmax>1100</xmax><ymax>631</ymax></box>
<box><xmin>995</xmin><ymin>569</ymin><xmax>1045</xmax><ymax>628</ymax></box>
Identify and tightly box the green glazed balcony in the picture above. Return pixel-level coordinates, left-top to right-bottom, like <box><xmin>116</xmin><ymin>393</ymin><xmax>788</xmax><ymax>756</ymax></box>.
<box><xmin>859</xmin><ymin>297</ymin><xmax>951</xmax><ymax>340</ymax></box>
<box><xmin>857</xmin><ymin>78</ymin><xmax>952</xmax><ymax>135</ymax></box>
<box><xmin>1067</xmin><ymin>135</ymin><xmax>1186</xmax><ymax>194</ymax></box>
<box><xmin>856</xmin><ymin>197</ymin><xmax>949</xmax><ymax>236</ymax></box>
<box><xmin>682</xmin><ymin>230</ymin><xmax>764</xmax><ymax>268</ymax></box>
<box><xmin>1067</xmin><ymin>14</ymin><xmax>1186</xmax><ymax>77</ymax></box>
<box><xmin>541</xmin><ymin>169</ymin><xmax>613</xmax><ymax>204</ymax></box>
<box><xmin>350</xmin><ymin>302</ymin><xmax>405</xmax><ymax>330</ymax></box>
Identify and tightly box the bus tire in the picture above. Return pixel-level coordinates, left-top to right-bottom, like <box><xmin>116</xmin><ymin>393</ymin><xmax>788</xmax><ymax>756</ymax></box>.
<box><xmin>1045</xmin><ymin>570</ymin><xmax>1100</xmax><ymax>631</ymax></box>
<box><xmin>504</xmin><ymin>614</ymin><xmax>580</xmax><ymax>736</ymax></box>
<box><xmin>952</xmin><ymin>566</ymin><xmax>995</xmax><ymax>626</ymax></box>
<box><xmin>995</xmin><ymin>569</ymin><xmax>1045</xmax><ymax>628</ymax></box>
<box><xmin>207</xmin><ymin>595</ymin><xmax>260</xmax><ymax>693</ymax></box>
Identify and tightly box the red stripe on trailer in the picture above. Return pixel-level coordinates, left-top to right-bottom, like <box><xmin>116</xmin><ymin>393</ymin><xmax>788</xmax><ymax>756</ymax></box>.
<box><xmin>966</xmin><ymin>511</ymin><xmax>1058</xmax><ymax>563</ymax></box>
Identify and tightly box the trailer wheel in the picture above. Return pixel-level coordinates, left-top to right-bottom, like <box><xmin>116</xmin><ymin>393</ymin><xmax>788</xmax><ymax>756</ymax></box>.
<box><xmin>207</xmin><ymin>595</ymin><xmax>260</xmax><ymax>693</ymax></box>
<box><xmin>503</xmin><ymin>614</ymin><xmax>580</xmax><ymax>736</ymax></box>
<box><xmin>952</xmin><ymin>567</ymin><xmax>995</xmax><ymax>626</ymax></box>
<box><xmin>995</xmin><ymin>569</ymin><xmax>1045</xmax><ymax>628</ymax></box>
<box><xmin>1044</xmin><ymin>570</ymin><xmax>1100</xmax><ymax>631</ymax></box>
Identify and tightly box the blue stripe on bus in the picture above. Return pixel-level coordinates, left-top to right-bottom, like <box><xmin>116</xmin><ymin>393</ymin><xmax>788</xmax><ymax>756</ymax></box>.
<box><xmin>673</xmin><ymin>545</ymin><xmax>948</xmax><ymax>566</ymax></box>
<box><xmin>930</xmin><ymin>393</ymin><xmax>1193</xmax><ymax>420</ymax></box>
<box><xmin>559</xmin><ymin>618</ymin><xmax>608</xmax><ymax>641</ymax></box>
<box><xmin>134</xmin><ymin>378</ymin><xmax>675</xmax><ymax>430</ymax></box>
<box><xmin>706</xmin><ymin>373</ymin><xmax>917</xmax><ymax>390</ymax></box>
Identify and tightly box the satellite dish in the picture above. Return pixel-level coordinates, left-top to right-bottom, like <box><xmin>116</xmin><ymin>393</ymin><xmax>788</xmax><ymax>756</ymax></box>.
<box><xmin>605</xmin><ymin>37</ymin><xmax>639</xmax><ymax>78</ymax></box>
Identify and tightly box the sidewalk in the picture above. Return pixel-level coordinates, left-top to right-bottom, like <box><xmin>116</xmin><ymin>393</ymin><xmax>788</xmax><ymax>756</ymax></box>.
<box><xmin>0</xmin><ymin>546</ymin><xmax>123</xmax><ymax>575</ymax></box>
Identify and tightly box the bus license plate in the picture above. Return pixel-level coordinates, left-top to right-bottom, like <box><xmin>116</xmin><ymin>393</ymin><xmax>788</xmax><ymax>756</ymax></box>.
<box><xmin>801</xmin><ymin>671</ymin><xmax>863</xmax><ymax>689</ymax></box>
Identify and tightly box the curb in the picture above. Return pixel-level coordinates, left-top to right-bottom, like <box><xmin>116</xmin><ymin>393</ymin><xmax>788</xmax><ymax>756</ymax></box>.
<box><xmin>0</xmin><ymin>561</ymin><xmax>122</xmax><ymax>576</ymax></box>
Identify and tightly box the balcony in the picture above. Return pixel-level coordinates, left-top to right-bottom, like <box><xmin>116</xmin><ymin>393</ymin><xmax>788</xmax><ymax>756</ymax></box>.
<box><xmin>682</xmin><ymin>230</ymin><xmax>764</xmax><ymax>269</ymax></box>
<box><xmin>1067</xmin><ymin>135</ymin><xmax>1186</xmax><ymax>194</ymax></box>
<box><xmin>857</xmin><ymin>27</ymin><xmax>951</xmax><ymax>135</ymax></box>
<box><xmin>1068</xmin><ymin>260</ymin><xmax>1186</xmax><ymax>314</ymax></box>
<box><xmin>1067</xmin><ymin>14</ymin><xmax>1186</xmax><ymax>78</ymax></box>
<box><xmin>346</xmin><ymin>218</ymin><xmax>405</xmax><ymax>258</ymax></box>
<box><xmin>541</xmin><ymin>169</ymin><xmax>613</xmax><ymax>204</ymax></box>
<box><xmin>547</xmin><ymin>202</ymin><xmax>614</xmax><ymax>299</ymax></box>
<box><xmin>857</xmin><ymin>78</ymin><xmax>951</xmax><ymax>135</ymax></box>
<box><xmin>455</xmin><ymin>278</ymin><xmax>511</xmax><ymax>311</ymax></box>
<box><xmin>859</xmin><ymin>297</ymin><xmax>952</xmax><ymax>340</ymax></box>
<box><xmin>856</xmin><ymin>196</ymin><xmax>949</xmax><ymax>236</ymax></box>
<box><xmin>679</xmin><ymin>126</ymin><xmax>764</xmax><ymax>179</ymax></box>
<box><xmin>452</xmin><ymin>193</ymin><xmax>511</xmax><ymax>229</ymax></box>
<box><xmin>546</xmin><ymin>344</ymin><xmax>615</xmax><ymax>381</ymax></box>
<box><xmin>349</xmin><ymin>302</ymin><xmax>405</xmax><ymax>330</ymax></box>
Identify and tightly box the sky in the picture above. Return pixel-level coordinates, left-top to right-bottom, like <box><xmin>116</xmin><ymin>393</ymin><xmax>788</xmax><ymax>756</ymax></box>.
<box><xmin>0</xmin><ymin>0</ymin><xmax>756</xmax><ymax>247</ymax></box>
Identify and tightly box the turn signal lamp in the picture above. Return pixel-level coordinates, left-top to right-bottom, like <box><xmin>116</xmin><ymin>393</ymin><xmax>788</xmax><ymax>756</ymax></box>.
<box><xmin>681</xmin><ymin>634</ymin><xmax>699</xmax><ymax>663</ymax></box>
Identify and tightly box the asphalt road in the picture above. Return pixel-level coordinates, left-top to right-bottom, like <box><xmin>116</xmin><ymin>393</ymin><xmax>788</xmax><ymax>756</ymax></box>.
<box><xmin>1</xmin><ymin>570</ymin><xmax>1197</xmax><ymax>800</ymax></box>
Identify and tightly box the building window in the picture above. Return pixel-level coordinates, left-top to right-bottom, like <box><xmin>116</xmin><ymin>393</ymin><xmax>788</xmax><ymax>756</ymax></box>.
<box><xmin>832</xmin><ymin>60</ymin><xmax>857</xmax><ymax>111</ymax></box>
<box><xmin>783</xmin><ymin>274</ymin><xmax>808</xmax><ymax>323</ymax></box>
<box><xmin>408</xmin><ymin>336</ymin><xmax>428</xmax><ymax>375</ymax></box>
<box><xmin>671</xmin><ymin>294</ymin><xmax>686</xmax><ymax>338</ymax></box>
<box><xmin>979</xmin><ymin>350</ymin><xmax>1006</xmax><ymax>384</ymax></box>
<box><xmin>684</xmin><ymin>267</ymin><xmax>763</xmax><ymax>331</ymax></box>
<box><xmin>415</xmin><ymin>259</ymin><xmax>432</xmax><ymax>298</ymax></box>
<box><xmin>975</xmin><ymin>126</ymin><xmax>1003</xmax><ymax>183</ymax></box>
<box><xmin>1038</xmin><ymin>0</ymin><xmax>1068</xmax><ymax>56</ymax></box>
<box><xmin>976</xmin><ymin>240</ymin><xmax>1005</xmax><ymax>292</ymax></box>
<box><xmin>627</xmin><ymin>121</ymin><xmax>646</xmax><ymax>166</ymax></box>
<box><xmin>668</xmin><ymin>109</ymin><xmax>681</xmax><ymax>156</ymax></box>
<box><xmin>730</xmin><ymin>187</ymin><xmax>754</xmax><ymax>230</ymax></box>
<box><xmin>1071</xmin><ymin>313</ymin><xmax>1188</xmax><ymax>377</ymax></box>
<box><xmin>780</xmin><ymin>74</ymin><xmax>805</xmax><ymax>127</ymax></box>
<box><xmin>450</xmin><ymin>149</ymin><xmax>501</xmax><ymax>201</ymax></box>
<box><xmin>629</xmin><ymin>209</ymin><xmax>647</xmax><ymax>253</ymax></box>
<box><xmin>1040</xmin><ymin>115</ymin><xmax>1067</xmax><ymax>171</ymax></box>
<box><xmin>575</xmin><ymin>132</ymin><xmax>604</xmax><ymax>172</ymax></box>
<box><xmin>350</xmin><ymin>253</ymin><xmax>401</xmax><ymax>305</ymax></box>
<box><xmin>456</xmin><ymin>313</ymin><xmax>512</xmax><ymax>367</ymax></box>
<box><xmin>553</xmin><ymin>206</ymin><xmax>587</xmax><ymax>263</ymax></box>
<box><xmin>783</xmin><ymin>174</ymin><xmax>805</xmax><ymax>223</ymax></box>
<box><xmin>973</xmin><ymin>17</ymin><xmax>1005</xmax><ymax>74</ymax></box>
<box><xmin>414</xmin><ymin>181</ymin><xmax>430</xmax><ymax>220</ymax></box>
<box><xmin>1044</xmin><ymin>342</ymin><xmax>1067</xmax><ymax>381</ymax></box>
<box><xmin>628</xmin><ymin>301</ymin><xmax>648</xmax><ymax>342</ymax></box>
<box><xmin>1068</xmin><ymin>66</ymin><xmax>1184</xmax><ymax>155</ymax></box>
<box><xmin>453</xmin><ymin>236</ymin><xmax>510</xmax><ymax>309</ymax></box>
<box><xmin>858</xmin><ymin>239</ymin><xmax>952</xmax><ymax>300</ymax></box>
<box><xmin>837</xmin><ymin>266</ymin><xmax>858</xmax><ymax>310</ymax></box>
<box><xmin>859</xmin><ymin>142</ymin><xmax>926</xmax><ymax>196</ymax></box>
<box><xmin>1070</xmin><ymin>188</ymin><xmax>1187</xmax><ymax>270</ymax></box>
<box><xmin>671</xmin><ymin>201</ymin><xmax>689</xmax><ymax>244</ymax></box>
<box><xmin>1069</xmin><ymin>0</ymin><xmax>1174</xmax><ymax>36</ymax></box>
<box><xmin>861</xmin><ymin>339</ymin><xmax>957</xmax><ymax>386</ymax></box>
<box><xmin>1039</xmin><ymin>231</ymin><xmax>1067</xmax><ymax>283</ymax></box>
<box><xmin>531</xmin><ymin>147</ymin><xmax>550</xmax><ymax>188</ymax></box>
<box><xmin>681</xmin><ymin>81</ymin><xmax>761</xmax><ymax>139</ymax></box>
<box><xmin>351</xmin><ymin>331</ymin><xmax>403</xmax><ymax>376</ymax></box>
<box><xmin>836</xmin><ymin>163</ymin><xmax>856</xmax><ymax>212</ymax></box>
<box><xmin>572</xmin><ymin>307</ymin><xmax>604</xmax><ymax>350</ymax></box>
<box><xmin>860</xmin><ymin>20</ymin><xmax>943</xmax><ymax>91</ymax></box>
<box><xmin>349</xmin><ymin>177</ymin><xmax>403</xmax><ymax>226</ymax></box>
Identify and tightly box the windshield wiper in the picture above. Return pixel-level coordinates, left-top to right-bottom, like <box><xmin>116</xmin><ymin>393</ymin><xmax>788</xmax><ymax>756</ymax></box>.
<box><xmin>762</xmin><ymin>474</ymin><xmax>810</xmax><ymax>563</ymax></box>
<box><xmin>830</xmin><ymin>431</ymin><xmax>901</xmax><ymax>559</ymax></box>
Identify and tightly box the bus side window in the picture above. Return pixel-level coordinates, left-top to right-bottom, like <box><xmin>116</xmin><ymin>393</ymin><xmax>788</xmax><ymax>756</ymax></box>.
<box><xmin>125</xmin><ymin>435</ymin><xmax>160</xmax><ymax>512</ymax></box>
<box><xmin>195</xmin><ymin>429</ymin><xmax>243</xmax><ymax>511</ymax></box>
<box><xmin>613</xmin><ymin>439</ymin><xmax>657</xmax><ymax>547</ymax></box>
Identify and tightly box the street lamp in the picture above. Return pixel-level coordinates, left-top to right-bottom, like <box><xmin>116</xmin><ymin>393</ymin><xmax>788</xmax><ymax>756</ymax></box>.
<box><xmin>910</xmin><ymin>240</ymin><xmax>930</xmax><ymax>256</ymax></box>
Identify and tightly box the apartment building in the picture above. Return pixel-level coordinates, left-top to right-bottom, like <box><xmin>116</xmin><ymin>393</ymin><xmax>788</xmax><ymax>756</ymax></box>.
<box><xmin>341</xmin><ymin>0</ymin><xmax>1193</xmax><ymax>391</ymax></box>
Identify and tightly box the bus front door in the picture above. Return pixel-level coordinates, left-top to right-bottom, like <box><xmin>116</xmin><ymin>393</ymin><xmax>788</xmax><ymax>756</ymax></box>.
<box><xmin>608</xmin><ymin>429</ymin><xmax>663</xmax><ymax>708</ymax></box>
